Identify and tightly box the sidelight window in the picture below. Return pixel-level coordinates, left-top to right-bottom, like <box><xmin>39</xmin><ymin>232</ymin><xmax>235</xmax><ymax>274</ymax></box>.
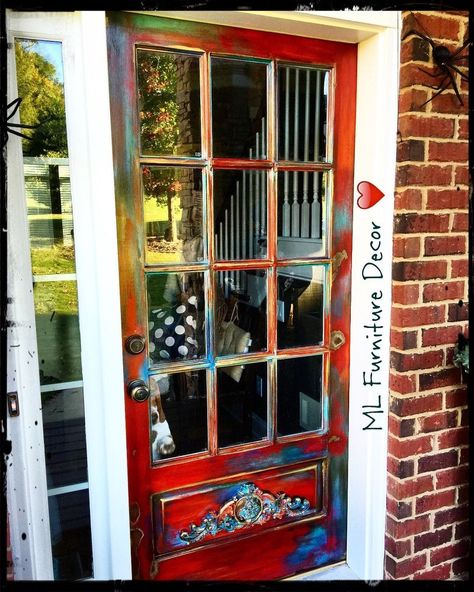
<box><xmin>14</xmin><ymin>38</ymin><xmax>93</xmax><ymax>580</ymax></box>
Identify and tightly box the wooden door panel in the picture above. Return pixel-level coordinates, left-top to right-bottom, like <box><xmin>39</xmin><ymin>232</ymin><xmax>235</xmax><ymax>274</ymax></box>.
<box><xmin>153</xmin><ymin>460</ymin><xmax>326</xmax><ymax>554</ymax></box>
<box><xmin>107</xmin><ymin>10</ymin><xmax>356</xmax><ymax>580</ymax></box>
<box><xmin>154</xmin><ymin>518</ymin><xmax>342</xmax><ymax>580</ymax></box>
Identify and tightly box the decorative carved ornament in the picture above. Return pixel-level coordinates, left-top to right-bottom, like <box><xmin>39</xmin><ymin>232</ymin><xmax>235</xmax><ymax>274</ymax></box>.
<box><xmin>179</xmin><ymin>482</ymin><xmax>312</xmax><ymax>545</ymax></box>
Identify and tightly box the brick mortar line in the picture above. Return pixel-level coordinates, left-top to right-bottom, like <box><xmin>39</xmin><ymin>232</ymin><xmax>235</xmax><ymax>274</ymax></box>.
<box><xmin>390</xmin><ymin>344</ymin><xmax>466</xmax><ymax>356</ymax></box>
<box><xmin>397</xmin><ymin>160</ymin><xmax>469</xmax><ymax>167</ymax></box>
<box><xmin>387</xmin><ymin>450</ymin><xmax>468</xmax><ymax>465</ymax></box>
<box><xmin>392</xmin><ymin>237</ymin><xmax>469</xmax><ymax>245</ymax></box>
<box><xmin>390</xmin><ymin>378</ymin><xmax>467</xmax><ymax>392</ymax></box>
<box><xmin>387</xmin><ymin>472</ymin><xmax>469</xmax><ymax>493</ymax></box>
<box><xmin>390</xmin><ymin>386</ymin><xmax>467</xmax><ymax>399</ymax></box>
<box><xmin>396</xmin><ymin>161</ymin><xmax>467</xmax><ymax>167</ymax></box>
<box><xmin>398</xmin><ymin>111</ymin><xmax>466</xmax><ymax>120</ymax></box>
<box><xmin>396</xmin><ymin>184</ymin><xmax>470</xmax><ymax>191</ymax></box>
<box><xmin>391</xmin><ymin>276</ymin><xmax>468</xmax><ymax>282</ymax></box>
<box><xmin>399</xmin><ymin>85</ymin><xmax>468</xmax><ymax>96</ymax></box>
<box><xmin>391</xmin><ymin>213</ymin><xmax>468</xmax><ymax>219</ymax></box>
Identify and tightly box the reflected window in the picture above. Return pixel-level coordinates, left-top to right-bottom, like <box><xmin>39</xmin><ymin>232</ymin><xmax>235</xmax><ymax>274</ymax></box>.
<box><xmin>137</xmin><ymin>49</ymin><xmax>201</xmax><ymax>157</ymax></box>
<box><xmin>15</xmin><ymin>38</ymin><xmax>93</xmax><ymax>581</ymax></box>
<box><xmin>214</xmin><ymin>169</ymin><xmax>267</xmax><ymax>260</ymax></box>
<box><xmin>217</xmin><ymin>362</ymin><xmax>268</xmax><ymax>448</ymax></box>
<box><xmin>143</xmin><ymin>167</ymin><xmax>204</xmax><ymax>265</ymax></box>
<box><xmin>42</xmin><ymin>386</ymin><xmax>87</xmax><ymax>490</ymax></box>
<box><xmin>149</xmin><ymin>370</ymin><xmax>207</xmax><ymax>462</ymax></box>
<box><xmin>277</xmin><ymin>266</ymin><xmax>325</xmax><ymax>349</ymax></box>
<box><xmin>49</xmin><ymin>490</ymin><xmax>93</xmax><ymax>580</ymax></box>
<box><xmin>215</xmin><ymin>269</ymin><xmax>267</xmax><ymax>355</ymax></box>
<box><xmin>211</xmin><ymin>57</ymin><xmax>268</xmax><ymax>159</ymax></box>
<box><xmin>278</xmin><ymin>66</ymin><xmax>329</xmax><ymax>162</ymax></box>
<box><xmin>277</xmin><ymin>356</ymin><xmax>323</xmax><ymax>436</ymax></box>
<box><xmin>147</xmin><ymin>272</ymin><xmax>206</xmax><ymax>363</ymax></box>
<box><xmin>34</xmin><ymin>281</ymin><xmax>82</xmax><ymax>385</ymax></box>
<box><xmin>277</xmin><ymin>171</ymin><xmax>326</xmax><ymax>259</ymax></box>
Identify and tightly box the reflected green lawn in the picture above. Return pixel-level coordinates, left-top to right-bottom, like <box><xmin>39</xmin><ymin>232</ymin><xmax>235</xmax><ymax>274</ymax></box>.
<box><xmin>31</xmin><ymin>245</ymin><xmax>75</xmax><ymax>276</ymax></box>
<box><xmin>34</xmin><ymin>281</ymin><xmax>82</xmax><ymax>385</ymax></box>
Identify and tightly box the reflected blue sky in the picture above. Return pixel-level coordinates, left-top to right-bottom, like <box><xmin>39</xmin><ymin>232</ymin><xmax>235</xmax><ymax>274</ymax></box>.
<box><xmin>20</xmin><ymin>38</ymin><xmax>64</xmax><ymax>83</ymax></box>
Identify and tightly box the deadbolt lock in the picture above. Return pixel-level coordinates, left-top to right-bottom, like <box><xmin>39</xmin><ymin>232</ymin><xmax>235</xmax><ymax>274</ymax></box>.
<box><xmin>125</xmin><ymin>334</ymin><xmax>146</xmax><ymax>355</ymax></box>
<box><xmin>128</xmin><ymin>379</ymin><xmax>150</xmax><ymax>403</ymax></box>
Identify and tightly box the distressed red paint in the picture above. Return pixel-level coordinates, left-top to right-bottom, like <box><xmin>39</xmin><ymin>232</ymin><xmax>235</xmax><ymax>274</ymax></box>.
<box><xmin>107</xmin><ymin>11</ymin><xmax>356</xmax><ymax>580</ymax></box>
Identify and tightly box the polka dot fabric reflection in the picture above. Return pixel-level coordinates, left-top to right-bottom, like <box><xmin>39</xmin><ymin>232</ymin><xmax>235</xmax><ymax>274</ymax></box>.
<box><xmin>148</xmin><ymin>295</ymin><xmax>199</xmax><ymax>362</ymax></box>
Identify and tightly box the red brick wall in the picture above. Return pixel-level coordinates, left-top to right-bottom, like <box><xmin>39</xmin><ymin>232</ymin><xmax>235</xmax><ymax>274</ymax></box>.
<box><xmin>386</xmin><ymin>11</ymin><xmax>469</xmax><ymax>580</ymax></box>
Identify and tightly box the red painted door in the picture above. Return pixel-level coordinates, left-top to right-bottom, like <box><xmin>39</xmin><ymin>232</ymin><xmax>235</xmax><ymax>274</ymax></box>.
<box><xmin>107</xmin><ymin>12</ymin><xmax>356</xmax><ymax>580</ymax></box>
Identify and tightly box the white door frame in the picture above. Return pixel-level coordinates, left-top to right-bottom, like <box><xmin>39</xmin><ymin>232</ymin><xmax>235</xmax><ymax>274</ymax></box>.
<box><xmin>6</xmin><ymin>9</ymin><xmax>399</xmax><ymax>581</ymax></box>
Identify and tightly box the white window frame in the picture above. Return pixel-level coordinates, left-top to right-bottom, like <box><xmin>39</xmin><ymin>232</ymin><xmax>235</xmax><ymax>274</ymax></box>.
<box><xmin>6</xmin><ymin>11</ymin><xmax>131</xmax><ymax>580</ymax></box>
<box><xmin>6</xmin><ymin>9</ymin><xmax>399</xmax><ymax>581</ymax></box>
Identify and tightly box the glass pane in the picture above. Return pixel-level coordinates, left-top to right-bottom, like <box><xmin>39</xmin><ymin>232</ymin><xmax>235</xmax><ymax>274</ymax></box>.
<box><xmin>211</xmin><ymin>57</ymin><xmax>268</xmax><ymax>159</ymax></box>
<box><xmin>214</xmin><ymin>169</ymin><xmax>267</xmax><ymax>261</ymax></box>
<box><xmin>137</xmin><ymin>49</ymin><xmax>201</xmax><ymax>157</ymax></box>
<box><xmin>49</xmin><ymin>490</ymin><xmax>93</xmax><ymax>580</ymax></box>
<box><xmin>15</xmin><ymin>39</ymin><xmax>75</xmax><ymax>276</ymax></box>
<box><xmin>26</xmin><ymin>160</ymin><xmax>75</xmax><ymax>275</ymax></box>
<box><xmin>278</xmin><ymin>66</ymin><xmax>329</xmax><ymax>162</ymax></box>
<box><xmin>215</xmin><ymin>269</ymin><xmax>267</xmax><ymax>355</ymax></box>
<box><xmin>277</xmin><ymin>171</ymin><xmax>326</xmax><ymax>258</ymax></box>
<box><xmin>149</xmin><ymin>370</ymin><xmax>207</xmax><ymax>462</ymax></box>
<box><xmin>277</xmin><ymin>266</ymin><xmax>325</xmax><ymax>349</ymax></box>
<box><xmin>277</xmin><ymin>356</ymin><xmax>323</xmax><ymax>437</ymax></box>
<box><xmin>143</xmin><ymin>167</ymin><xmax>204</xmax><ymax>265</ymax></box>
<box><xmin>34</xmin><ymin>281</ymin><xmax>82</xmax><ymax>385</ymax></box>
<box><xmin>217</xmin><ymin>362</ymin><xmax>267</xmax><ymax>448</ymax></box>
<box><xmin>42</xmin><ymin>387</ymin><xmax>87</xmax><ymax>489</ymax></box>
<box><xmin>147</xmin><ymin>272</ymin><xmax>206</xmax><ymax>363</ymax></box>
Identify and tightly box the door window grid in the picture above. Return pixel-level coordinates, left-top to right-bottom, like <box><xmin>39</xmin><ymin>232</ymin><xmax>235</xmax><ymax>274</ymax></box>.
<box><xmin>137</xmin><ymin>47</ymin><xmax>333</xmax><ymax>460</ymax></box>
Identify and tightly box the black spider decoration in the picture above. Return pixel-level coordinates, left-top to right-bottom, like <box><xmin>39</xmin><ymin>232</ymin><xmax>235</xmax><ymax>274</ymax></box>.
<box><xmin>402</xmin><ymin>23</ymin><xmax>470</xmax><ymax>107</ymax></box>
<box><xmin>2</xmin><ymin>97</ymin><xmax>37</xmax><ymax>148</ymax></box>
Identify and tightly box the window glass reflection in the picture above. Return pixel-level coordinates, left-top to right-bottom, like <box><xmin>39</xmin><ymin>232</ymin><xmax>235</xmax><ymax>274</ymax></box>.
<box><xmin>277</xmin><ymin>171</ymin><xmax>326</xmax><ymax>259</ymax></box>
<box><xmin>277</xmin><ymin>356</ymin><xmax>323</xmax><ymax>436</ymax></box>
<box><xmin>42</xmin><ymin>387</ymin><xmax>87</xmax><ymax>489</ymax></box>
<box><xmin>149</xmin><ymin>370</ymin><xmax>207</xmax><ymax>462</ymax></box>
<box><xmin>48</xmin><ymin>490</ymin><xmax>93</xmax><ymax>580</ymax></box>
<box><xmin>212</xmin><ymin>57</ymin><xmax>268</xmax><ymax>159</ymax></box>
<box><xmin>137</xmin><ymin>50</ymin><xmax>201</xmax><ymax>157</ymax></box>
<box><xmin>278</xmin><ymin>66</ymin><xmax>329</xmax><ymax>162</ymax></box>
<box><xmin>34</xmin><ymin>281</ymin><xmax>82</xmax><ymax>385</ymax></box>
<box><xmin>143</xmin><ymin>167</ymin><xmax>204</xmax><ymax>265</ymax></box>
<box><xmin>277</xmin><ymin>265</ymin><xmax>325</xmax><ymax>349</ymax></box>
<box><xmin>147</xmin><ymin>272</ymin><xmax>206</xmax><ymax>363</ymax></box>
<box><xmin>215</xmin><ymin>269</ymin><xmax>267</xmax><ymax>355</ymax></box>
<box><xmin>217</xmin><ymin>362</ymin><xmax>267</xmax><ymax>448</ymax></box>
<box><xmin>214</xmin><ymin>169</ymin><xmax>267</xmax><ymax>261</ymax></box>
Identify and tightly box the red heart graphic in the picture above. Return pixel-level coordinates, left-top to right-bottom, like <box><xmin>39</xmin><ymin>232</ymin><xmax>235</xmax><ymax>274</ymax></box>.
<box><xmin>357</xmin><ymin>181</ymin><xmax>384</xmax><ymax>209</ymax></box>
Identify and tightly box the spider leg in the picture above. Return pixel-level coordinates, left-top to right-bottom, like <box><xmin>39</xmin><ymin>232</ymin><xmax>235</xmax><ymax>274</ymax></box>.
<box><xmin>453</xmin><ymin>55</ymin><xmax>469</xmax><ymax>62</ymax></box>
<box><xmin>427</xmin><ymin>75</ymin><xmax>448</xmax><ymax>90</ymax></box>
<box><xmin>418</xmin><ymin>66</ymin><xmax>442</xmax><ymax>78</ymax></box>
<box><xmin>451</xmin><ymin>38</ymin><xmax>471</xmax><ymax>58</ymax></box>
<box><xmin>449</xmin><ymin>63</ymin><xmax>469</xmax><ymax>81</ymax></box>
<box><xmin>6</xmin><ymin>97</ymin><xmax>22</xmax><ymax>121</ymax></box>
<box><xmin>6</xmin><ymin>127</ymin><xmax>33</xmax><ymax>140</ymax></box>
<box><xmin>445</xmin><ymin>67</ymin><xmax>464</xmax><ymax>105</ymax></box>
<box><xmin>401</xmin><ymin>29</ymin><xmax>436</xmax><ymax>50</ymax></box>
<box><xmin>7</xmin><ymin>123</ymin><xmax>37</xmax><ymax>129</ymax></box>
<box><xmin>420</xmin><ymin>78</ymin><xmax>451</xmax><ymax>107</ymax></box>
